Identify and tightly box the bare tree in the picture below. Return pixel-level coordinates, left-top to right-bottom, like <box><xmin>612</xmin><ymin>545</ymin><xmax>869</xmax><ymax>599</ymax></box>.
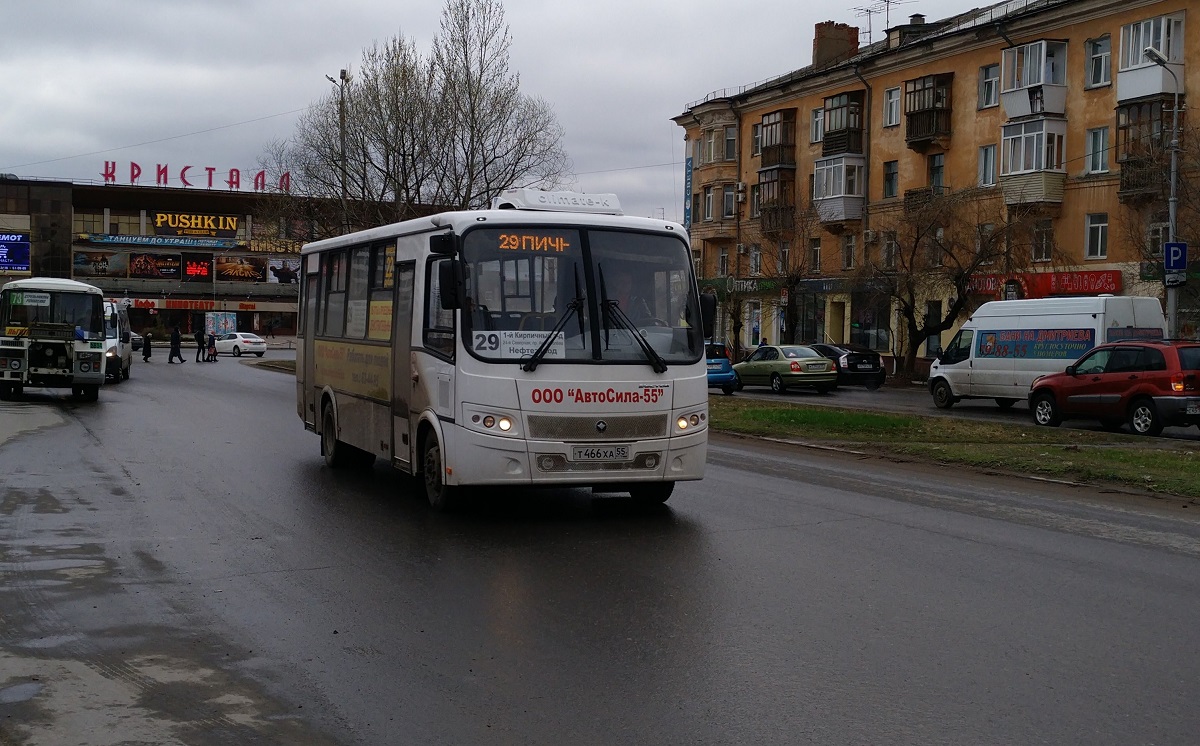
<box><xmin>860</xmin><ymin>188</ymin><xmax>1052</xmax><ymax>376</ymax></box>
<box><xmin>258</xmin><ymin>0</ymin><xmax>570</xmax><ymax>236</ymax></box>
<box><xmin>743</xmin><ymin>195</ymin><xmax>824</xmax><ymax>345</ymax></box>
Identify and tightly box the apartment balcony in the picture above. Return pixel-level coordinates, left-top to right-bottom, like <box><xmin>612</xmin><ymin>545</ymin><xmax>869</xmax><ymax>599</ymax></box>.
<box><xmin>814</xmin><ymin>195</ymin><xmax>863</xmax><ymax>224</ymax></box>
<box><xmin>903</xmin><ymin>185</ymin><xmax>946</xmax><ymax>213</ymax></box>
<box><xmin>1117</xmin><ymin>158</ymin><xmax>1168</xmax><ymax>204</ymax></box>
<box><xmin>759</xmin><ymin>203</ymin><xmax>796</xmax><ymax>234</ymax></box>
<box><xmin>821</xmin><ymin>128</ymin><xmax>863</xmax><ymax>158</ymax></box>
<box><xmin>760</xmin><ymin>143</ymin><xmax>796</xmax><ymax>170</ymax></box>
<box><xmin>1117</xmin><ymin>61</ymin><xmax>1185</xmax><ymax>104</ymax></box>
<box><xmin>905</xmin><ymin>110</ymin><xmax>951</xmax><ymax>152</ymax></box>
<box><xmin>1000</xmin><ymin>84</ymin><xmax>1067</xmax><ymax>118</ymax></box>
<box><xmin>999</xmin><ymin>171</ymin><xmax>1066</xmax><ymax>207</ymax></box>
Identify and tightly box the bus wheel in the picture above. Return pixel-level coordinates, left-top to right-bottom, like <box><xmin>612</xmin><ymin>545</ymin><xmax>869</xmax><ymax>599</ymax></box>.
<box><xmin>321</xmin><ymin>404</ymin><xmax>351</xmax><ymax>468</ymax></box>
<box><xmin>629</xmin><ymin>482</ymin><xmax>674</xmax><ymax>504</ymax></box>
<box><xmin>422</xmin><ymin>436</ymin><xmax>458</xmax><ymax>511</ymax></box>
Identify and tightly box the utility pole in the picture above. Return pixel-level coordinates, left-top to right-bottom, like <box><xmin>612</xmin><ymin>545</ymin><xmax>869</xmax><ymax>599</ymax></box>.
<box><xmin>1145</xmin><ymin>47</ymin><xmax>1182</xmax><ymax>338</ymax></box>
<box><xmin>325</xmin><ymin>69</ymin><xmax>349</xmax><ymax>233</ymax></box>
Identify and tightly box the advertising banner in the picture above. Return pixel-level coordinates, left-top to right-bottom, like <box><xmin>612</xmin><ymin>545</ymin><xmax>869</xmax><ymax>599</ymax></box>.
<box><xmin>205</xmin><ymin>311</ymin><xmax>238</xmax><ymax>335</ymax></box>
<box><xmin>73</xmin><ymin>250</ymin><xmax>129</xmax><ymax>278</ymax></box>
<box><xmin>215</xmin><ymin>256</ymin><xmax>267</xmax><ymax>282</ymax></box>
<box><xmin>0</xmin><ymin>232</ymin><xmax>31</xmax><ymax>273</ymax></box>
<box><xmin>129</xmin><ymin>252</ymin><xmax>181</xmax><ymax>279</ymax></box>
<box><xmin>152</xmin><ymin>211</ymin><xmax>240</xmax><ymax>238</ymax></box>
<box><xmin>976</xmin><ymin>328</ymin><xmax>1095</xmax><ymax>360</ymax></box>
<box><xmin>181</xmin><ymin>252</ymin><xmax>213</xmax><ymax>283</ymax></box>
<box><xmin>267</xmin><ymin>257</ymin><xmax>300</xmax><ymax>284</ymax></box>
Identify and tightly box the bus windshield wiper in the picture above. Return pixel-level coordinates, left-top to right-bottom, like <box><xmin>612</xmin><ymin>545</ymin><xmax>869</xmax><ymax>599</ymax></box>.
<box><xmin>522</xmin><ymin>296</ymin><xmax>585</xmax><ymax>373</ymax></box>
<box><xmin>602</xmin><ymin>299</ymin><xmax>668</xmax><ymax>374</ymax></box>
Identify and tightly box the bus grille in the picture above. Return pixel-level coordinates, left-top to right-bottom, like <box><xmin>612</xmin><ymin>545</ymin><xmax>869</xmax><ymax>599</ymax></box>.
<box><xmin>526</xmin><ymin>413</ymin><xmax>669</xmax><ymax>441</ymax></box>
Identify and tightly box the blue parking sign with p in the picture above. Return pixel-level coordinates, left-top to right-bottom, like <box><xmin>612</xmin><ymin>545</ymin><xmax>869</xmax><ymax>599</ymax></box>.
<box><xmin>1165</xmin><ymin>242</ymin><xmax>1187</xmax><ymax>271</ymax></box>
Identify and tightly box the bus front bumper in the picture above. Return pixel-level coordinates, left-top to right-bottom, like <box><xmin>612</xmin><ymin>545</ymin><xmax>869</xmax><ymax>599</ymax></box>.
<box><xmin>445</xmin><ymin>425</ymin><xmax>708</xmax><ymax>488</ymax></box>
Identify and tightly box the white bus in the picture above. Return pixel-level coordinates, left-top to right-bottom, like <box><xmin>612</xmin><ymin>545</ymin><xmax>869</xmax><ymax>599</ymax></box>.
<box><xmin>297</xmin><ymin>189</ymin><xmax>716</xmax><ymax>509</ymax></box>
<box><xmin>0</xmin><ymin>277</ymin><xmax>107</xmax><ymax>401</ymax></box>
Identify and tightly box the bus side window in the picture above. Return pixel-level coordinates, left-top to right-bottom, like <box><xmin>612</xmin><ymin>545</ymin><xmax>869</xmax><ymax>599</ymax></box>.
<box><xmin>424</xmin><ymin>257</ymin><xmax>455</xmax><ymax>358</ymax></box>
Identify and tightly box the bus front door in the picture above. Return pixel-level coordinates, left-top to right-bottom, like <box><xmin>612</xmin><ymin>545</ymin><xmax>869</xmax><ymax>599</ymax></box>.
<box><xmin>391</xmin><ymin>262</ymin><xmax>415</xmax><ymax>470</ymax></box>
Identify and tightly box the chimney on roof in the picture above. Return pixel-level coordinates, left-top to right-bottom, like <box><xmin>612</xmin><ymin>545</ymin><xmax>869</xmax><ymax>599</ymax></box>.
<box><xmin>812</xmin><ymin>21</ymin><xmax>860</xmax><ymax>68</ymax></box>
<box><xmin>909</xmin><ymin>13</ymin><xmax>926</xmax><ymax>24</ymax></box>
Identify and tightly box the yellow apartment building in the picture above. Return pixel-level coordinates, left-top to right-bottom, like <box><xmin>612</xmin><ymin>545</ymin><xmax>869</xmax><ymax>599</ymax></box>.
<box><xmin>675</xmin><ymin>0</ymin><xmax>1194</xmax><ymax>374</ymax></box>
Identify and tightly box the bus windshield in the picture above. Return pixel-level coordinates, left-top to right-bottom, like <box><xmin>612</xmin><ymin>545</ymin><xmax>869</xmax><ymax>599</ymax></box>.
<box><xmin>1</xmin><ymin>288</ymin><xmax>104</xmax><ymax>340</ymax></box>
<box><xmin>460</xmin><ymin>227</ymin><xmax>702</xmax><ymax>365</ymax></box>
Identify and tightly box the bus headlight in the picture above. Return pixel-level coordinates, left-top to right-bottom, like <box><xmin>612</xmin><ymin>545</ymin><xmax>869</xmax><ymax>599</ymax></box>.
<box><xmin>498</xmin><ymin>417</ymin><xmax>512</xmax><ymax>431</ymax></box>
<box><xmin>673</xmin><ymin>409</ymin><xmax>707</xmax><ymax>433</ymax></box>
<box><xmin>465</xmin><ymin>405</ymin><xmax>521</xmax><ymax>437</ymax></box>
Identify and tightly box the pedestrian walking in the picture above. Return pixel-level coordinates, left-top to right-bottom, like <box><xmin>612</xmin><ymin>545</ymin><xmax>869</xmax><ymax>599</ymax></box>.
<box><xmin>207</xmin><ymin>332</ymin><xmax>218</xmax><ymax>362</ymax></box>
<box><xmin>168</xmin><ymin>326</ymin><xmax>186</xmax><ymax>363</ymax></box>
<box><xmin>194</xmin><ymin>327</ymin><xmax>206</xmax><ymax>362</ymax></box>
<box><xmin>142</xmin><ymin>332</ymin><xmax>153</xmax><ymax>362</ymax></box>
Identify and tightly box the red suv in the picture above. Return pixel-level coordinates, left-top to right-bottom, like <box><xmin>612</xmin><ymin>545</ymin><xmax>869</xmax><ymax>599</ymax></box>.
<box><xmin>1029</xmin><ymin>340</ymin><xmax>1200</xmax><ymax>435</ymax></box>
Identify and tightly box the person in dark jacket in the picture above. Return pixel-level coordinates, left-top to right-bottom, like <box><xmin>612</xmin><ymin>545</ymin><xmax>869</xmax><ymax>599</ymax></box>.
<box><xmin>207</xmin><ymin>332</ymin><xmax>218</xmax><ymax>362</ymax></box>
<box><xmin>194</xmin><ymin>328</ymin><xmax>206</xmax><ymax>362</ymax></box>
<box><xmin>168</xmin><ymin>326</ymin><xmax>185</xmax><ymax>363</ymax></box>
<box><xmin>142</xmin><ymin>332</ymin><xmax>153</xmax><ymax>362</ymax></box>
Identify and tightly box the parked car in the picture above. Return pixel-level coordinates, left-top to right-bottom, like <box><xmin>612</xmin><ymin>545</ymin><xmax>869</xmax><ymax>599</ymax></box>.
<box><xmin>706</xmin><ymin>342</ymin><xmax>739</xmax><ymax>395</ymax></box>
<box><xmin>130</xmin><ymin>331</ymin><xmax>143</xmax><ymax>352</ymax></box>
<box><xmin>1028</xmin><ymin>340</ymin><xmax>1200</xmax><ymax>436</ymax></box>
<box><xmin>808</xmin><ymin>343</ymin><xmax>886</xmax><ymax>389</ymax></box>
<box><xmin>214</xmin><ymin>332</ymin><xmax>267</xmax><ymax>357</ymax></box>
<box><xmin>732</xmin><ymin>344</ymin><xmax>837</xmax><ymax>394</ymax></box>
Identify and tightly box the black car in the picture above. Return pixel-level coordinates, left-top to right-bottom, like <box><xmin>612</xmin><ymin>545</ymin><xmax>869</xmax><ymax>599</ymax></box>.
<box><xmin>808</xmin><ymin>343</ymin><xmax>886</xmax><ymax>389</ymax></box>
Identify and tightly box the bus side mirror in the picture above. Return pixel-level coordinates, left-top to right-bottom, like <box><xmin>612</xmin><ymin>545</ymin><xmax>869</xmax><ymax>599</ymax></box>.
<box><xmin>121</xmin><ymin>331</ymin><xmax>131</xmax><ymax>343</ymax></box>
<box><xmin>438</xmin><ymin>259</ymin><xmax>465</xmax><ymax>310</ymax></box>
<box><xmin>430</xmin><ymin>234</ymin><xmax>455</xmax><ymax>256</ymax></box>
<box><xmin>700</xmin><ymin>292</ymin><xmax>717</xmax><ymax>340</ymax></box>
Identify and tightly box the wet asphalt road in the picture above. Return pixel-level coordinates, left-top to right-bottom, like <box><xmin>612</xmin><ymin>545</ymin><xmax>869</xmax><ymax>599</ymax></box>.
<box><xmin>3</xmin><ymin>353</ymin><xmax>1200</xmax><ymax>744</ymax></box>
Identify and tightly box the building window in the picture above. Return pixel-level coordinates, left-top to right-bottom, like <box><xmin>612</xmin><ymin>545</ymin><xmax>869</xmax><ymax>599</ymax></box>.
<box><xmin>811</xmin><ymin>108</ymin><xmax>824</xmax><ymax>143</ymax></box>
<box><xmin>1120</xmin><ymin>15</ymin><xmax>1184</xmax><ymax>70</ymax></box>
<box><xmin>978</xmin><ymin>64</ymin><xmax>999</xmax><ymax>108</ymax></box>
<box><xmin>809</xmin><ymin>238</ymin><xmax>821</xmax><ymax>273</ymax></box>
<box><xmin>928</xmin><ymin>153</ymin><xmax>945</xmax><ymax>189</ymax></box>
<box><xmin>692</xmin><ymin>138</ymin><xmax>702</xmax><ymax>165</ymax></box>
<box><xmin>824</xmin><ymin>93</ymin><xmax>862</xmax><ymax>134</ymax></box>
<box><xmin>977</xmin><ymin>223</ymin><xmax>996</xmax><ymax>263</ymax></box>
<box><xmin>74</xmin><ymin>211</ymin><xmax>105</xmax><ymax>234</ymax></box>
<box><xmin>1085</xmin><ymin>128</ymin><xmax>1109</xmax><ymax>174</ymax></box>
<box><xmin>978</xmin><ymin>144</ymin><xmax>997</xmax><ymax>186</ymax></box>
<box><xmin>703</xmin><ymin>187</ymin><xmax>713</xmax><ymax>221</ymax></box>
<box><xmin>718</xmin><ymin>249</ymin><xmax>728</xmax><ymax>276</ymax></box>
<box><xmin>1148</xmin><ymin>223</ymin><xmax>1168</xmax><ymax>258</ymax></box>
<box><xmin>1117</xmin><ymin>100</ymin><xmax>1168</xmax><ymax>160</ymax></box>
<box><xmin>1001</xmin><ymin>119</ymin><xmax>1066</xmax><ymax>174</ymax></box>
<box><xmin>1086</xmin><ymin>36</ymin><xmax>1111</xmax><ymax>87</ymax></box>
<box><xmin>841</xmin><ymin>234</ymin><xmax>856</xmax><ymax>270</ymax></box>
<box><xmin>779</xmin><ymin>241</ymin><xmax>789</xmax><ymax>274</ymax></box>
<box><xmin>927</xmin><ymin>226</ymin><xmax>945</xmax><ymax>267</ymax></box>
<box><xmin>706</xmin><ymin>130</ymin><xmax>718</xmax><ymax>162</ymax></box>
<box><xmin>725</xmin><ymin>126</ymin><xmax>737</xmax><ymax>161</ymax></box>
<box><xmin>1001</xmin><ymin>41</ymin><xmax>1067</xmax><ymax>91</ymax></box>
<box><xmin>750</xmin><ymin>245</ymin><xmax>762</xmax><ymax>275</ymax></box>
<box><xmin>924</xmin><ymin>301</ymin><xmax>942</xmax><ymax>357</ymax></box>
<box><xmin>723</xmin><ymin>185</ymin><xmax>736</xmax><ymax>218</ymax></box>
<box><xmin>751</xmin><ymin>124</ymin><xmax>762</xmax><ymax>156</ymax></box>
<box><xmin>883</xmin><ymin>232</ymin><xmax>897</xmax><ymax>269</ymax></box>
<box><xmin>1086</xmin><ymin>214</ymin><xmax>1108</xmax><ymax>259</ymax></box>
<box><xmin>883</xmin><ymin>87</ymin><xmax>900</xmax><ymax>126</ymax></box>
<box><xmin>882</xmin><ymin>160</ymin><xmax>899</xmax><ymax>198</ymax></box>
<box><xmin>750</xmin><ymin>184</ymin><xmax>761</xmax><ymax>217</ymax></box>
<box><xmin>1032</xmin><ymin>219</ymin><xmax>1053</xmax><ymax>262</ymax></box>
<box><xmin>813</xmin><ymin>157</ymin><xmax>864</xmax><ymax>199</ymax></box>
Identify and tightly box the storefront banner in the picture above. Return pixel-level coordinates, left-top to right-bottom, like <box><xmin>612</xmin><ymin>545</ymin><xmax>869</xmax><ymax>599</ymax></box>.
<box><xmin>83</xmin><ymin>234</ymin><xmax>241</xmax><ymax>249</ymax></box>
<box><xmin>153</xmin><ymin>211</ymin><xmax>240</xmax><ymax>238</ymax></box>
<box><xmin>267</xmin><ymin>257</ymin><xmax>300</xmax><ymax>284</ymax></box>
<box><xmin>129</xmin><ymin>252</ymin><xmax>182</xmax><ymax>279</ymax></box>
<box><xmin>0</xmin><ymin>232</ymin><xmax>32</xmax><ymax>273</ymax></box>
<box><xmin>73</xmin><ymin>250</ymin><xmax>129</xmax><ymax>278</ymax></box>
<box><xmin>181</xmin><ymin>252</ymin><xmax>213</xmax><ymax>283</ymax></box>
<box><xmin>215</xmin><ymin>256</ymin><xmax>267</xmax><ymax>282</ymax></box>
<box><xmin>976</xmin><ymin>328</ymin><xmax>1095</xmax><ymax>359</ymax></box>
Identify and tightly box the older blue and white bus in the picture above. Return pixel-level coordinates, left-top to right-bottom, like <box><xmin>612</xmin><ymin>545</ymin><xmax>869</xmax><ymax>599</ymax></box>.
<box><xmin>0</xmin><ymin>277</ymin><xmax>107</xmax><ymax>401</ymax></box>
<box><xmin>297</xmin><ymin>189</ymin><xmax>715</xmax><ymax>509</ymax></box>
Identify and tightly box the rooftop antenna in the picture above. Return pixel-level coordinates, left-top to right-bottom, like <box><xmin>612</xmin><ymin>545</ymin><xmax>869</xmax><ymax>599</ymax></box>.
<box><xmin>853</xmin><ymin>5</ymin><xmax>882</xmax><ymax>44</ymax></box>
<box><xmin>878</xmin><ymin>0</ymin><xmax>916</xmax><ymax>29</ymax></box>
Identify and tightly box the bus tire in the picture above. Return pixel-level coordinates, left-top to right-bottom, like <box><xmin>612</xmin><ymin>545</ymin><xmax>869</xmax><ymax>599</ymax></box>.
<box><xmin>321</xmin><ymin>403</ymin><xmax>351</xmax><ymax>468</ymax></box>
<box><xmin>422</xmin><ymin>435</ymin><xmax>458</xmax><ymax>511</ymax></box>
<box><xmin>629</xmin><ymin>481</ymin><xmax>674</xmax><ymax>504</ymax></box>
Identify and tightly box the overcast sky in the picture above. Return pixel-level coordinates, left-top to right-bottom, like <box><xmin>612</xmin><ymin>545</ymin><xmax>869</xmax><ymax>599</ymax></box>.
<box><xmin>1</xmin><ymin>0</ymin><xmax>967</xmax><ymax>222</ymax></box>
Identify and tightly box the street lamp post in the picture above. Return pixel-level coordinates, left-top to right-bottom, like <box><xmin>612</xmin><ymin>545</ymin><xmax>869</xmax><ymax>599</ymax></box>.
<box><xmin>1145</xmin><ymin>46</ymin><xmax>1181</xmax><ymax>338</ymax></box>
<box><xmin>325</xmin><ymin>69</ymin><xmax>349</xmax><ymax>233</ymax></box>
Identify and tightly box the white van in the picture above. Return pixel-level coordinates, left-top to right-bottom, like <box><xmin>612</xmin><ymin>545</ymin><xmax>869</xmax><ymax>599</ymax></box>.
<box><xmin>928</xmin><ymin>295</ymin><xmax>1166</xmax><ymax>409</ymax></box>
<box><xmin>102</xmin><ymin>300</ymin><xmax>133</xmax><ymax>382</ymax></box>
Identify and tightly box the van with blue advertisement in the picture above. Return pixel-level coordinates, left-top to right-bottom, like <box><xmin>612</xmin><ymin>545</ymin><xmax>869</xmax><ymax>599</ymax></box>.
<box><xmin>929</xmin><ymin>295</ymin><xmax>1166</xmax><ymax>409</ymax></box>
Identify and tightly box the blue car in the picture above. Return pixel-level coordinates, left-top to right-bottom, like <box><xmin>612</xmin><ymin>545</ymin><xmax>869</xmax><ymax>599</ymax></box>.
<box><xmin>706</xmin><ymin>342</ymin><xmax>740</xmax><ymax>395</ymax></box>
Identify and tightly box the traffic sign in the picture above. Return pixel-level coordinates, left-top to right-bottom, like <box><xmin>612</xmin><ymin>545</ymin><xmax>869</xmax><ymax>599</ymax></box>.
<box><xmin>1165</xmin><ymin>242</ymin><xmax>1187</xmax><ymax>271</ymax></box>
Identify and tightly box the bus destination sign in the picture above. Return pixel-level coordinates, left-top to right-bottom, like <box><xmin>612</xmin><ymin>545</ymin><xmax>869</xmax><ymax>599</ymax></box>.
<box><xmin>498</xmin><ymin>232</ymin><xmax>573</xmax><ymax>253</ymax></box>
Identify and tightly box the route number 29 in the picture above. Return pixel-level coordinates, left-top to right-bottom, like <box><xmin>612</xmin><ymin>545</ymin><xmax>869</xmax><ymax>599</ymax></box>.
<box><xmin>473</xmin><ymin>333</ymin><xmax>500</xmax><ymax>351</ymax></box>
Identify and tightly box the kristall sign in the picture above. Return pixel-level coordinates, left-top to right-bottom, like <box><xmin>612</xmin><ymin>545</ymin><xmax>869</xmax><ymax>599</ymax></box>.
<box><xmin>103</xmin><ymin>161</ymin><xmax>291</xmax><ymax>192</ymax></box>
